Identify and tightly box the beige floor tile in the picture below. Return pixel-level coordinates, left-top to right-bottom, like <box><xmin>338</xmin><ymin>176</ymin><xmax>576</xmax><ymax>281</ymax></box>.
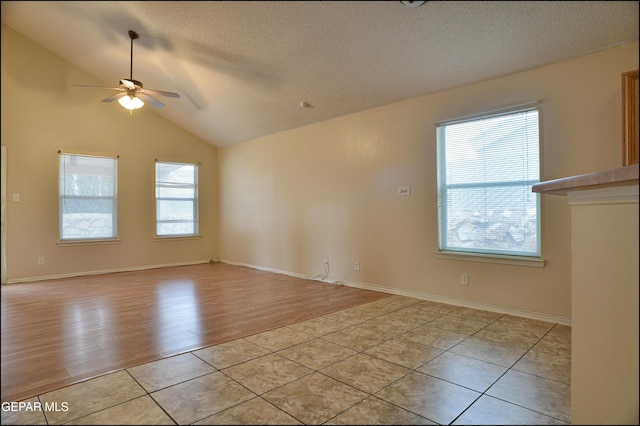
<box><xmin>533</xmin><ymin>336</ymin><xmax>571</xmax><ymax>358</ymax></box>
<box><xmin>192</xmin><ymin>338</ymin><xmax>270</xmax><ymax>369</ymax></box>
<box><xmin>352</xmin><ymin>300</ymin><xmax>403</xmax><ymax>316</ymax></box>
<box><xmin>364</xmin><ymin>336</ymin><xmax>443</xmax><ymax>369</ymax></box>
<box><xmin>415</xmin><ymin>300</ymin><xmax>461</xmax><ymax>314</ymax></box>
<box><xmin>486</xmin><ymin>369</ymin><xmax>571</xmax><ymax>423</ymax></box>
<box><xmin>263</xmin><ymin>372</ymin><xmax>367</xmax><ymax>425</ymax></box>
<box><xmin>403</xmin><ymin>324</ymin><xmax>467</xmax><ymax>350</ymax></box>
<box><xmin>278</xmin><ymin>337</ymin><xmax>357</xmax><ymax>370</ymax></box>
<box><xmin>452</xmin><ymin>395</ymin><xmax>569</xmax><ymax>425</ymax></box>
<box><xmin>150</xmin><ymin>371</ymin><xmax>255</xmax><ymax>425</ymax></box>
<box><xmin>39</xmin><ymin>370</ymin><xmax>146</xmax><ymax>424</ymax></box>
<box><xmin>475</xmin><ymin>322</ymin><xmax>548</xmax><ymax>348</ymax></box>
<box><xmin>482</xmin><ymin>315</ymin><xmax>555</xmax><ymax>344</ymax></box>
<box><xmin>533</xmin><ymin>326</ymin><xmax>571</xmax><ymax>358</ymax></box>
<box><xmin>513</xmin><ymin>349</ymin><xmax>571</xmax><ymax>384</ymax></box>
<box><xmin>245</xmin><ymin>327</ymin><xmax>313</xmax><ymax>351</ymax></box>
<box><xmin>322</xmin><ymin>325</ymin><xmax>395</xmax><ymax>352</ymax></box>
<box><xmin>127</xmin><ymin>353</ymin><xmax>216</xmax><ymax>392</ymax></box>
<box><xmin>286</xmin><ymin>315</ymin><xmax>346</xmax><ymax>336</ymax></box>
<box><xmin>448</xmin><ymin>306</ymin><xmax>503</xmax><ymax>322</ymax></box>
<box><xmin>495</xmin><ymin>314</ymin><xmax>555</xmax><ymax>330</ymax></box>
<box><xmin>66</xmin><ymin>395</ymin><xmax>175</xmax><ymax>425</ymax></box>
<box><xmin>320</xmin><ymin>353</ymin><xmax>410</xmax><ymax>393</ymax></box>
<box><xmin>326</xmin><ymin>396</ymin><xmax>436</xmax><ymax>425</ymax></box>
<box><xmin>384</xmin><ymin>295</ymin><xmax>422</xmax><ymax>308</ymax></box>
<box><xmin>449</xmin><ymin>336</ymin><xmax>529</xmax><ymax>367</ymax></box>
<box><xmin>324</xmin><ymin>306</ymin><xmax>380</xmax><ymax>325</ymax></box>
<box><xmin>418</xmin><ymin>352</ymin><xmax>507</xmax><ymax>392</ymax></box>
<box><xmin>546</xmin><ymin>324</ymin><xmax>571</xmax><ymax>341</ymax></box>
<box><xmin>375</xmin><ymin>371</ymin><xmax>480</xmax><ymax>425</ymax></box>
<box><xmin>358</xmin><ymin>314</ymin><xmax>419</xmax><ymax>335</ymax></box>
<box><xmin>427</xmin><ymin>314</ymin><xmax>493</xmax><ymax>335</ymax></box>
<box><xmin>386</xmin><ymin>305</ymin><xmax>443</xmax><ymax>326</ymax></box>
<box><xmin>222</xmin><ymin>353</ymin><xmax>312</xmax><ymax>394</ymax></box>
<box><xmin>0</xmin><ymin>397</ymin><xmax>47</xmax><ymax>425</ymax></box>
<box><xmin>193</xmin><ymin>397</ymin><xmax>302</xmax><ymax>425</ymax></box>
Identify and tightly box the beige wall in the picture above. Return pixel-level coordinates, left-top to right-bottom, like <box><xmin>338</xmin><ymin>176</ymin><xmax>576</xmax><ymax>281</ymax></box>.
<box><xmin>218</xmin><ymin>42</ymin><xmax>639</xmax><ymax>321</ymax></box>
<box><xmin>1</xmin><ymin>25</ymin><xmax>219</xmax><ymax>281</ymax></box>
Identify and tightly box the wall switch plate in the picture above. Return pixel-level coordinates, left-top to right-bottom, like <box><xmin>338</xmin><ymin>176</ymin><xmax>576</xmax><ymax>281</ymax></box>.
<box><xmin>354</xmin><ymin>261</ymin><xmax>360</xmax><ymax>271</ymax></box>
<box><xmin>397</xmin><ymin>185</ymin><xmax>411</xmax><ymax>196</ymax></box>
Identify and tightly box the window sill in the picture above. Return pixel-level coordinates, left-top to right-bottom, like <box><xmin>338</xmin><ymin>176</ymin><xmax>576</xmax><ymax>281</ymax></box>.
<box><xmin>154</xmin><ymin>235</ymin><xmax>201</xmax><ymax>241</ymax></box>
<box><xmin>58</xmin><ymin>238</ymin><xmax>121</xmax><ymax>247</ymax></box>
<box><xmin>434</xmin><ymin>251</ymin><xmax>545</xmax><ymax>268</ymax></box>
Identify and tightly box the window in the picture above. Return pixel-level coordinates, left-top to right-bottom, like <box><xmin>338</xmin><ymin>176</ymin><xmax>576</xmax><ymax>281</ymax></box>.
<box><xmin>59</xmin><ymin>153</ymin><xmax>118</xmax><ymax>241</ymax></box>
<box><xmin>155</xmin><ymin>162</ymin><xmax>198</xmax><ymax>237</ymax></box>
<box><xmin>436</xmin><ymin>107</ymin><xmax>540</xmax><ymax>257</ymax></box>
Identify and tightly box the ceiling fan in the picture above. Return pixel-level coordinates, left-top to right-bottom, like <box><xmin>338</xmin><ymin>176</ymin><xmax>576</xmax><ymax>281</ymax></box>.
<box><xmin>74</xmin><ymin>30</ymin><xmax>180</xmax><ymax>112</ymax></box>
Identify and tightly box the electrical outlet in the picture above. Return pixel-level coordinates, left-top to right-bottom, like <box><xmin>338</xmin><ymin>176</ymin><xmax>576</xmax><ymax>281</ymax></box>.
<box><xmin>324</xmin><ymin>258</ymin><xmax>329</xmax><ymax>266</ymax></box>
<box><xmin>37</xmin><ymin>257</ymin><xmax>45</xmax><ymax>266</ymax></box>
<box><xmin>354</xmin><ymin>261</ymin><xmax>360</xmax><ymax>271</ymax></box>
<box><xmin>461</xmin><ymin>273</ymin><xmax>469</xmax><ymax>285</ymax></box>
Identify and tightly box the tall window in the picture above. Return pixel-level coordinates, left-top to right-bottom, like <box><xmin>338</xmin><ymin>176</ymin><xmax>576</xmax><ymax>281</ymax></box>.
<box><xmin>155</xmin><ymin>162</ymin><xmax>198</xmax><ymax>237</ymax></box>
<box><xmin>59</xmin><ymin>153</ymin><xmax>118</xmax><ymax>241</ymax></box>
<box><xmin>436</xmin><ymin>107</ymin><xmax>540</xmax><ymax>257</ymax></box>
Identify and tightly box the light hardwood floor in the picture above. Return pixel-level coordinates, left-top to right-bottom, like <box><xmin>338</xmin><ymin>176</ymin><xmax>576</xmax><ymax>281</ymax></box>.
<box><xmin>1</xmin><ymin>262</ymin><xmax>389</xmax><ymax>403</ymax></box>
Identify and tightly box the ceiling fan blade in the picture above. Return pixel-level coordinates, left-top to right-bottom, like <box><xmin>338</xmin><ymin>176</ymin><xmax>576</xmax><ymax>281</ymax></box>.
<box><xmin>102</xmin><ymin>92</ymin><xmax>128</xmax><ymax>103</ymax></box>
<box><xmin>137</xmin><ymin>93</ymin><xmax>165</xmax><ymax>108</ymax></box>
<box><xmin>141</xmin><ymin>88</ymin><xmax>181</xmax><ymax>99</ymax></box>
<box><xmin>74</xmin><ymin>84</ymin><xmax>124</xmax><ymax>91</ymax></box>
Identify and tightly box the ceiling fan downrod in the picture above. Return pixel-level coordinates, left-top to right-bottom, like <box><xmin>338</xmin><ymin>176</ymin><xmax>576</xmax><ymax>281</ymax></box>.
<box><xmin>128</xmin><ymin>30</ymin><xmax>138</xmax><ymax>81</ymax></box>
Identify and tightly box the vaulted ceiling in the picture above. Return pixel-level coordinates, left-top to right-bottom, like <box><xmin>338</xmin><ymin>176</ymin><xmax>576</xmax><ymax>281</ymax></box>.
<box><xmin>2</xmin><ymin>1</ymin><xmax>638</xmax><ymax>147</ymax></box>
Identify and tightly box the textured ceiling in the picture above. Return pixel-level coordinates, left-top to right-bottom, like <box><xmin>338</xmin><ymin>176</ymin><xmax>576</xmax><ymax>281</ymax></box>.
<box><xmin>1</xmin><ymin>1</ymin><xmax>638</xmax><ymax>147</ymax></box>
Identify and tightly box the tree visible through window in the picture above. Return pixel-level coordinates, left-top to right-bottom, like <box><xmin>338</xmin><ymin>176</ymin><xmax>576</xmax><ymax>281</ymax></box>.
<box><xmin>59</xmin><ymin>153</ymin><xmax>118</xmax><ymax>241</ymax></box>
<box><xmin>436</xmin><ymin>108</ymin><xmax>540</xmax><ymax>257</ymax></box>
<box><xmin>155</xmin><ymin>162</ymin><xmax>198</xmax><ymax>237</ymax></box>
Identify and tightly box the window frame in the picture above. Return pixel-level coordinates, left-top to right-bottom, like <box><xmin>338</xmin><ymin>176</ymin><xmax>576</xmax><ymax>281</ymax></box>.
<box><xmin>435</xmin><ymin>105</ymin><xmax>542</xmax><ymax>261</ymax></box>
<box><xmin>154</xmin><ymin>161</ymin><xmax>199</xmax><ymax>238</ymax></box>
<box><xmin>58</xmin><ymin>152</ymin><xmax>118</xmax><ymax>243</ymax></box>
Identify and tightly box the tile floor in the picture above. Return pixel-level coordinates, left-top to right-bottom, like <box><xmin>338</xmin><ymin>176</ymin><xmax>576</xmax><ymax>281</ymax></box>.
<box><xmin>1</xmin><ymin>295</ymin><xmax>571</xmax><ymax>425</ymax></box>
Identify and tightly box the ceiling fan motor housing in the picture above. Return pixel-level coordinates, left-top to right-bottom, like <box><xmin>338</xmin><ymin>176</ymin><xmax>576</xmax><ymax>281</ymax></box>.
<box><xmin>121</xmin><ymin>79</ymin><xmax>143</xmax><ymax>89</ymax></box>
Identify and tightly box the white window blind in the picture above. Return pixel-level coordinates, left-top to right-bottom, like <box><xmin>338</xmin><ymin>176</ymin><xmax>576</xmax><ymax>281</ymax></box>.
<box><xmin>436</xmin><ymin>107</ymin><xmax>540</xmax><ymax>257</ymax></box>
<box><xmin>59</xmin><ymin>153</ymin><xmax>118</xmax><ymax>241</ymax></box>
<box><xmin>155</xmin><ymin>162</ymin><xmax>198</xmax><ymax>237</ymax></box>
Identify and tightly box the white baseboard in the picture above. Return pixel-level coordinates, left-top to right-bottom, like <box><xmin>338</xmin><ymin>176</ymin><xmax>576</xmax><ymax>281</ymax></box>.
<box><xmin>5</xmin><ymin>259</ymin><xmax>213</xmax><ymax>284</ymax></box>
<box><xmin>218</xmin><ymin>258</ymin><xmax>572</xmax><ymax>326</ymax></box>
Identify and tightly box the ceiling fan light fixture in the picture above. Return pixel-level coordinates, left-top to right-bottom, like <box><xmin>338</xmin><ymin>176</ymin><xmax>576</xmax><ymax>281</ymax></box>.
<box><xmin>118</xmin><ymin>95</ymin><xmax>144</xmax><ymax>110</ymax></box>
